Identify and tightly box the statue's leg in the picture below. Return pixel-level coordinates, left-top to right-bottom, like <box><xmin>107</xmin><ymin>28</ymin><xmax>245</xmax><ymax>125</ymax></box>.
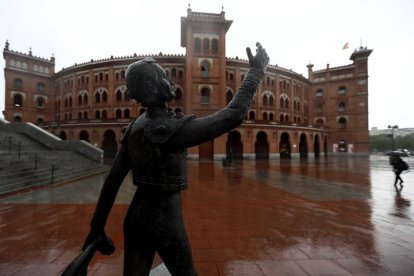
<box><xmin>123</xmin><ymin>194</ymin><xmax>156</xmax><ymax>276</ymax></box>
<box><xmin>155</xmin><ymin>193</ymin><xmax>197</xmax><ymax>276</ymax></box>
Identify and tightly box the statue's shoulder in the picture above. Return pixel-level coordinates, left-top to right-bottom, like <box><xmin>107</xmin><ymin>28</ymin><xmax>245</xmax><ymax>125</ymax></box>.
<box><xmin>145</xmin><ymin>111</ymin><xmax>195</xmax><ymax>144</ymax></box>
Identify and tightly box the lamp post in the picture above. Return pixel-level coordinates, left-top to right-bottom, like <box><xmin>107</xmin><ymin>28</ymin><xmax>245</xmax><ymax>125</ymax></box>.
<box><xmin>388</xmin><ymin>125</ymin><xmax>398</xmax><ymax>150</ymax></box>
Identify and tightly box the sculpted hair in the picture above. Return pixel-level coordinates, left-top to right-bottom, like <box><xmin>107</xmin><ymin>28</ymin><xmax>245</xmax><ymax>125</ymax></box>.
<box><xmin>126</xmin><ymin>57</ymin><xmax>159</xmax><ymax>101</ymax></box>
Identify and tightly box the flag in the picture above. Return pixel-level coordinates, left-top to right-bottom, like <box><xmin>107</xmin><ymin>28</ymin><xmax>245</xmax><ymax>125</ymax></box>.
<box><xmin>342</xmin><ymin>42</ymin><xmax>349</xmax><ymax>50</ymax></box>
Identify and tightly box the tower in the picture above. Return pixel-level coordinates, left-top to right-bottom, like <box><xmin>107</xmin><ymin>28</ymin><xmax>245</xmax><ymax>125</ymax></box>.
<box><xmin>180</xmin><ymin>6</ymin><xmax>232</xmax><ymax>117</ymax></box>
<box><xmin>3</xmin><ymin>41</ymin><xmax>55</xmax><ymax>123</ymax></box>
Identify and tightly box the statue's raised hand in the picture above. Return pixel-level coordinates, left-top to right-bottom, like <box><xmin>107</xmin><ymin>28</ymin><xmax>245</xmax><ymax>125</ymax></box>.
<box><xmin>246</xmin><ymin>42</ymin><xmax>269</xmax><ymax>73</ymax></box>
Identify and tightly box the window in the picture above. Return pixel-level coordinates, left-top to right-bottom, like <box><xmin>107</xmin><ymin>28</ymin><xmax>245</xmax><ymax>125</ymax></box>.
<box><xmin>121</xmin><ymin>70</ymin><xmax>126</xmax><ymax>79</ymax></box>
<box><xmin>263</xmin><ymin>112</ymin><xmax>268</xmax><ymax>121</ymax></box>
<box><xmin>269</xmin><ymin>113</ymin><xmax>274</xmax><ymax>121</ymax></box>
<box><xmin>249</xmin><ymin>111</ymin><xmax>255</xmax><ymax>120</ymax></box>
<box><xmin>171</xmin><ymin>68</ymin><xmax>177</xmax><ymax>78</ymax></box>
<box><xmin>226</xmin><ymin>90</ymin><xmax>233</xmax><ymax>104</ymax></box>
<box><xmin>99</xmin><ymin>72</ymin><xmax>103</xmax><ymax>81</ymax></box>
<box><xmin>83</xmin><ymin>111</ymin><xmax>88</xmax><ymax>119</ymax></box>
<box><xmin>102</xmin><ymin>91</ymin><xmax>108</xmax><ymax>103</ymax></box>
<box><xmin>178</xmin><ymin>70</ymin><xmax>183</xmax><ymax>79</ymax></box>
<box><xmin>14</xmin><ymin>115</ymin><xmax>22</xmax><ymax>122</ymax></box>
<box><xmin>116</xmin><ymin>90</ymin><xmax>122</xmax><ymax>102</ymax></box>
<box><xmin>269</xmin><ymin>95</ymin><xmax>274</xmax><ymax>106</ymax></box>
<box><xmin>194</xmin><ymin>38</ymin><xmax>201</xmax><ymax>50</ymax></box>
<box><xmin>212</xmin><ymin>39</ymin><xmax>218</xmax><ymax>51</ymax></box>
<box><xmin>316</xmin><ymin>89</ymin><xmax>323</xmax><ymax>97</ymax></box>
<box><xmin>175</xmin><ymin>88</ymin><xmax>182</xmax><ymax>100</ymax></box>
<box><xmin>102</xmin><ymin>110</ymin><xmax>107</xmax><ymax>119</ymax></box>
<box><xmin>37</xmin><ymin>82</ymin><xmax>45</xmax><ymax>93</ymax></box>
<box><xmin>338</xmin><ymin>86</ymin><xmax>346</xmax><ymax>95</ymax></box>
<box><xmin>338</xmin><ymin>117</ymin><xmax>347</xmax><ymax>128</ymax></box>
<box><xmin>203</xmin><ymin>38</ymin><xmax>210</xmax><ymax>51</ymax></box>
<box><xmin>200</xmin><ymin>60</ymin><xmax>210</xmax><ymax>77</ymax></box>
<box><xmin>124</xmin><ymin>109</ymin><xmax>130</xmax><ymax>118</ymax></box>
<box><xmin>95</xmin><ymin>93</ymin><xmax>101</xmax><ymax>103</ymax></box>
<box><xmin>84</xmin><ymin>94</ymin><xmax>88</xmax><ymax>104</ymax></box>
<box><xmin>116</xmin><ymin>109</ymin><xmax>122</xmax><ymax>119</ymax></box>
<box><xmin>13</xmin><ymin>94</ymin><xmax>23</xmax><ymax>107</ymax></box>
<box><xmin>78</xmin><ymin>112</ymin><xmax>82</xmax><ymax>120</ymax></box>
<box><xmin>316</xmin><ymin>103</ymin><xmax>323</xmax><ymax>113</ymax></box>
<box><xmin>338</xmin><ymin>101</ymin><xmax>346</xmax><ymax>112</ymax></box>
<box><xmin>95</xmin><ymin>110</ymin><xmax>101</xmax><ymax>119</ymax></box>
<box><xmin>201</xmin><ymin>87</ymin><xmax>210</xmax><ymax>104</ymax></box>
<box><xmin>316</xmin><ymin>119</ymin><xmax>324</xmax><ymax>126</ymax></box>
<box><xmin>36</xmin><ymin>97</ymin><xmax>45</xmax><ymax>108</ymax></box>
<box><xmin>14</xmin><ymin>78</ymin><xmax>23</xmax><ymax>90</ymax></box>
<box><xmin>262</xmin><ymin>95</ymin><xmax>268</xmax><ymax>106</ymax></box>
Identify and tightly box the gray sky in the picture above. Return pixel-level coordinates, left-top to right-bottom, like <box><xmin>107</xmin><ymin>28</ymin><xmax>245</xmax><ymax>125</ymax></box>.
<box><xmin>1</xmin><ymin>0</ymin><xmax>413</xmax><ymax>129</ymax></box>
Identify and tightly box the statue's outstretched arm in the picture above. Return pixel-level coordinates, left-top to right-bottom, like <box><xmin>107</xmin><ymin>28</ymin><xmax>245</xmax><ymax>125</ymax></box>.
<box><xmin>171</xmin><ymin>43</ymin><xmax>269</xmax><ymax>148</ymax></box>
<box><xmin>82</xmin><ymin>145</ymin><xmax>131</xmax><ymax>255</ymax></box>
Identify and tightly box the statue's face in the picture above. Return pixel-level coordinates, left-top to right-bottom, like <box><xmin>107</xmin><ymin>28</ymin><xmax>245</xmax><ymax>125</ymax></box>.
<box><xmin>152</xmin><ymin>63</ymin><xmax>176</xmax><ymax>102</ymax></box>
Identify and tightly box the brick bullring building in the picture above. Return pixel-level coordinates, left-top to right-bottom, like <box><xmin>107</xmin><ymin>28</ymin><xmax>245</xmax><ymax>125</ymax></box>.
<box><xmin>2</xmin><ymin>8</ymin><xmax>372</xmax><ymax>160</ymax></box>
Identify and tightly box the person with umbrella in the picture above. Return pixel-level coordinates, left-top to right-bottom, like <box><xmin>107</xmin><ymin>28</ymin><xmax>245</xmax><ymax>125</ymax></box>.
<box><xmin>389</xmin><ymin>154</ymin><xmax>409</xmax><ymax>190</ymax></box>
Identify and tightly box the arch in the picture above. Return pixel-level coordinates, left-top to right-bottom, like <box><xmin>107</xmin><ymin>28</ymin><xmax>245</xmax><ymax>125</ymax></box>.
<box><xmin>248</xmin><ymin>110</ymin><xmax>255</xmax><ymax>120</ymax></box>
<box><xmin>201</xmin><ymin>87</ymin><xmax>210</xmax><ymax>104</ymax></box>
<box><xmin>262</xmin><ymin>94</ymin><xmax>268</xmax><ymax>106</ymax></box>
<box><xmin>116</xmin><ymin>109</ymin><xmax>122</xmax><ymax>119</ymax></box>
<box><xmin>79</xmin><ymin>130</ymin><xmax>89</xmax><ymax>142</ymax></box>
<box><xmin>14</xmin><ymin>115</ymin><xmax>22</xmax><ymax>122</ymax></box>
<box><xmin>316</xmin><ymin>118</ymin><xmax>324</xmax><ymax>126</ymax></box>
<box><xmin>338</xmin><ymin>101</ymin><xmax>346</xmax><ymax>112</ymax></box>
<box><xmin>200</xmin><ymin>60</ymin><xmax>210</xmax><ymax>77</ymax></box>
<box><xmin>59</xmin><ymin>131</ymin><xmax>67</xmax><ymax>140</ymax></box>
<box><xmin>338</xmin><ymin>117</ymin><xmax>347</xmax><ymax>128</ymax></box>
<box><xmin>175</xmin><ymin>88</ymin><xmax>182</xmax><ymax>100</ymax></box>
<box><xmin>78</xmin><ymin>94</ymin><xmax>82</xmax><ymax>105</ymax></box>
<box><xmin>83</xmin><ymin>94</ymin><xmax>88</xmax><ymax>104</ymax></box>
<box><xmin>36</xmin><ymin>97</ymin><xmax>45</xmax><ymax>108</ymax></box>
<box><xmin>116</xmin><ymin>89</ymin><xmax>122</xmax><ymax>101</ymax></box>
<box><xmin>124</xmin><ymin>109</ymin><xmax>130</xmax><ymax>118</ymax></box>
<box><xmin>299</xmin><ymin>133</ymin><xmax>308</xmax><ymax>158</ymax></box>
<box><xmin>102</xmin><ymin>129</ymin><xmax>118</xmax><ymax>160</ymax></box>
<box><xmin>314</xmin><ymin>135</ymin><xmax>321</xmax><ymax>158</ymax></box>
<box><xmin>102</xmin><ymin>91</ymin><xmax>108</xmax><ymax>103</ymax></box>
<box><xmin>102</xmin><ymin>110</ymin><xmax>108</xmax><ymax>119</ymax></box>
<box><xmin>95</xmin><ymin>110</ymin><xmax>101</xmax><ymax>119</ymax></box>
<box><xmin>178</xmin><ymin>70</ymin><xmax>183</xmax><ymax>79</ymax></box>
<box><xmin>83</xmin><ymin>111</ymin><xmax>88</xmax><ymax>119</ymax></box>
<box><xmin>263</xmin><ymin>112</ymin><xmax>268</xmax><ymax>121</ymax></box>
<box><xmin>316</xmin><ymin>103</ymin><xmax>323</xmax><ymax>113</ymax></box>
<box><xmin>171</xmin><ymin>68</ymin><xmax>177</xmax><ymax>78</ymax></box>
<box><xmin>95</xmin><ymin>92</ymin><xmax>101</xmax><ymax>103</ymax></box>
<box><xmin>121</xmin><ymin>70</ymin><xmax>126</xmax><ymax>79</ymax></box>
<box><xmin>226</xmin><ymin>130</ymin><xmax>243</xmax><ymax>160</ymax></box>
<box><xmin>279</xmin><ymin>132</ymin><xmax>291</xmax><ymax>159</ymax></box>
<box><xmin>255</xmin><ymin>131</ymin><xmax>269</xmax><ymax>159</ymax></box>
<box><xmin>269</xmin><ymin>95</ymin><xmax>274</xmax><ymax>106</ymax></box>
<box><xmin>269</xmin><ymin>113</ymin><xmax>274</xmax><ymax>121</ymax></box>
<box><xmin>78</xmin><ymin>112</ymin><xmax>82</xmax><ymax>120</ymax></box>
<box><xmin>13</xmin><ymin>94</ymin><xmax>23</xmax><ymax>107</ymax></box>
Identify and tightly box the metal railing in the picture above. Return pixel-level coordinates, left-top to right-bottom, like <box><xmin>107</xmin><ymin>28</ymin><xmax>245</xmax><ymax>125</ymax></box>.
<box><xmin>0</xmin><ymin>134</ymin><xmax>59</xmax><ymax>184</ymax></box>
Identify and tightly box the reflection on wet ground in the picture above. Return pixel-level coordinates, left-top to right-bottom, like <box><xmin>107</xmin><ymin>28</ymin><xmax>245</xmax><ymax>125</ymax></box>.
<box><xmin>0</xmin><ymin>155</ymin><xmax>414</xmax><ymax>275</ymax></box>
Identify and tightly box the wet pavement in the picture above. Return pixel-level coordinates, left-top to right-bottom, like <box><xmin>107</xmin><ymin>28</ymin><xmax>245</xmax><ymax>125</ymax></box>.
<box><xmin>1</xmin><ymin>154</ymin><xmax>414</xmax><ymax>275</ymax></box>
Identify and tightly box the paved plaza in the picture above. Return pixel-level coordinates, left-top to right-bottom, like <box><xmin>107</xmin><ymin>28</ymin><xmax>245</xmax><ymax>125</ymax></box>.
<box><xmin>0</xmin><ymin>155</ymin><xmax>414</xmax><ymax>275</ymax></box>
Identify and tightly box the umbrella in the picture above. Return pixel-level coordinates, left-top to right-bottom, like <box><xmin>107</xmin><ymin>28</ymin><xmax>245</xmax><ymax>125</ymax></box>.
<box><xmin>385</xmin><ymin>150</ymin><xmax>410</xmax><ymax>157</ymax></box>
<box><xmin>61</xmin><ymin>237</ymin><xmax>102</xmax><ymax>276</ymax></box>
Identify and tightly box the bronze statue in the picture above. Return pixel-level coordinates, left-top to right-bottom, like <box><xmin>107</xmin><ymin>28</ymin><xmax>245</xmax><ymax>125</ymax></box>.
<box><xmin>81</xmin><ymin>43</ymin><xmax>269</xmax><ymax>275</ymax></box>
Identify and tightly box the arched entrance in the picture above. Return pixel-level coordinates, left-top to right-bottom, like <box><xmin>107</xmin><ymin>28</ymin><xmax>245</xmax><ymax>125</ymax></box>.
<box><xmin>226</xmin><ymin>130</ymin><xmax>243</xmax><ymax>160</ymax></box>
<box><xmin>60</xmin><ymin>131</ymin><xmax>67</xmax><ymax>140</ymax></box>
<box><xmin>102</xmin><ymin>129</ymin><xmax>118</xmax><ymax>160</ymax></box>
<box><xmin>299</xmin><ymin>133</ymin><xmax>308</xmax><ymax>158</ymax></box>
<box><xmin>314</xmin><ymin>135</ymin><xmax>321</xmax><ymax>158</ymax></box>
<box><xmin>279</xmin><ymin>132</ymin><xmax>291</xmax><ymax>159</ymax></box>
<box><xmin>324</xmin><ymin>136</ymin><xmax>328</xmax><ymax>156</ymax></box>
<box><xmin>255</xmin><ymin>131</ymin><xmax>269</xmax><ymax>159</ymax></box>
<box><xmin>79</xmin><ymin>130</ymin><xmax>89</xmax><ymax>142</ymax></box>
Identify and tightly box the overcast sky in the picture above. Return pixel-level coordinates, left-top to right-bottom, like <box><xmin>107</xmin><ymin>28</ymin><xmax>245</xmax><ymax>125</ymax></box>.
<box><xmin>1</xmin><ymin>0</ymin><xmax>413</xmax><ymax>129</ymax></box>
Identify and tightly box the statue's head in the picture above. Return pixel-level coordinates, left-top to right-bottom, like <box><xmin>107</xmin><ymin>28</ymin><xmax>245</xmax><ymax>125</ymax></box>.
<box><xmin>126</xmin><ymin>57</ymin><xmax>175</xmax><ymax>107</ymax></box>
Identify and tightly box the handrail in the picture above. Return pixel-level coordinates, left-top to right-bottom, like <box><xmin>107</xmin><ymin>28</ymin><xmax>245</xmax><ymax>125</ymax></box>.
<box><xmin>0</xmin><ymin>133</ymin><xmax>59</xmax><ymax>184</ymax></box>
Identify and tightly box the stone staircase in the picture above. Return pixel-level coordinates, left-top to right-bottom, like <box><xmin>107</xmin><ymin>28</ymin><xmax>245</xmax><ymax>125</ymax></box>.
<box><xmin>0</xmin><ymin>130</ymin><xmax>109</xmax><ymax>195</ymax></box>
